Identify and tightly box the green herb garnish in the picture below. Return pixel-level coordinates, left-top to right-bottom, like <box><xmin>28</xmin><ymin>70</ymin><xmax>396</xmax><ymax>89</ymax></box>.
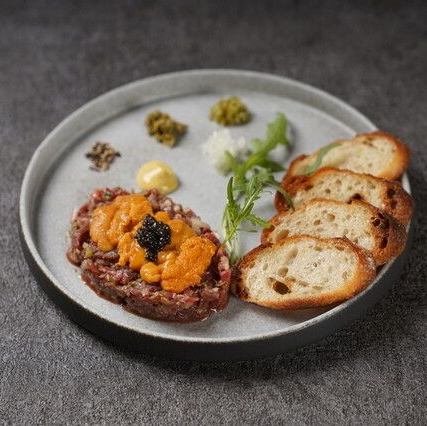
<box><xmin>230</xmin><ymin>112</ymin><xmax>289</xmax><ymax>190</ymax></box>
<box><xmin>222</xmin><ymin>176</ymin><xmax>267</xmax><ymax>263</ymax></box>
<box><xmin>302</xmin><ymin>142</ymin><xmax>340</xmax><ymax>175</ymax></box>
<box><xmin>221</xmin><ymin>113</ymin><xmax>293</xmax><ymax>262</ymax></box>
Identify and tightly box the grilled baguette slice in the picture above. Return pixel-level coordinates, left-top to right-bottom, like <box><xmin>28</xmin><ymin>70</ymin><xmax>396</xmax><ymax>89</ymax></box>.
<box><xmin>275</xmin><ymin>168</ymin><xmax>413</xmax><ymax>225</ymax></box>
<box><xmin>286</xmin><ymin>131</ymin><xmax>409</xmax><ymax>180</ymax></box>
<box><xmin>263</xmin><ymin>199</ymin><xmax>406</xmax><ymax>265</ymax></box>
<box><xmin>236</xmin><ymin>236</ymin><xmax>376</xmax><ymax>310</ymax></box>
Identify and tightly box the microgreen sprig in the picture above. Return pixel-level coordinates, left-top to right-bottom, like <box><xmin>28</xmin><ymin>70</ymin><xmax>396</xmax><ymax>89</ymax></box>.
<box><xmin>226</xmin><ymin>112</ymin><xmax>290</xmax><ymax>193</ymax></box>
<box><xmin>221</xmin><ymin>113</ymin><xmax>294</xmax><ymax>262</ymax></box>
<box><xmin>302</xmin><ymin>142</ymin><xmax>340</xmax><ymax>175</ymax></box>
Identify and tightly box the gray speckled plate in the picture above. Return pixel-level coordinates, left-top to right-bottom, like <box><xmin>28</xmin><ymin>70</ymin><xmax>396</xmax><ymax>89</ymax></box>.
<box><xmin>20</xmin><ymin>70</ymin><xmax>412</xmax><ymax>361</ymax></box>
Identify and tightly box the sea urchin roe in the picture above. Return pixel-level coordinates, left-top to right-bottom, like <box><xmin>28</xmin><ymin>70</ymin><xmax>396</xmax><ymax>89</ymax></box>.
<box><xmin>89</xmin><ymin>194</ymin><xmax>217</xmax><ymax>293</ymax></box>
<box><xmin>135</xmin><ymin>214</ymin><xmax>171</xmax><ymax>262</ymax></box>
<box><xmin>161</xmin><ymin>236</ymin><xmax>217</xmax><ymax>293</ymax></box>
<box><xmin>90</xmin><ymin>194</ymin><xmax>153</xmax><ymax>251</ymax></box>
<box><xmin>86</xmin><ymin>142</ymin><xmax>121</xmax><ymax>171</ymax></box>
<box><xmin>145</xmin><ymin>110</ymin><xmax>187</xmax><ymax>147</ymax></box>
<box><xmin>209</xmin><ymin>96</ymin><xmax>251</xmax><ymax>126</ymax></box>
<box><xmin>117</xmin><ymin>233</ymin><xmax>146</xmax><ymax>270</ymax></box>
<box><xmin>136</xmin><ymin>160</ymin><xmax>179</xmax><ymax>194</ymax></box>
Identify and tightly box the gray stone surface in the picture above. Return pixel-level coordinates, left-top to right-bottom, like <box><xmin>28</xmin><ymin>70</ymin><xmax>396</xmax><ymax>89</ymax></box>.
<box><xmin>1</xmin><ymin>0</ymin><xmax>426</xmax><ymax>424</ymax></box>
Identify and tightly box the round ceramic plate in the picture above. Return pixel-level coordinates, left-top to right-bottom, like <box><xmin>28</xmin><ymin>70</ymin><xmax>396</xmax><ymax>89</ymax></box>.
<box><xmin>20</xmin><ymin>70</ymin><xmax>411</xmax><ymax>361</ymax></box>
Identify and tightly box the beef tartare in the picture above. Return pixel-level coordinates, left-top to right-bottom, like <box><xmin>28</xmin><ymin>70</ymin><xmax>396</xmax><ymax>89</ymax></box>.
<box><xmin>67</xmin><ymin>187</ymin><xmax>231</xmax><ymax>322</ymax></box>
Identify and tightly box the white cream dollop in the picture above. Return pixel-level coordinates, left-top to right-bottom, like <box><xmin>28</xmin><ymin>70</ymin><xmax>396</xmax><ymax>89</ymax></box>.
<box><xmin>202</xmin><ymin>129</ymin><xmax>248</xmax><ymax>174</ymax></box>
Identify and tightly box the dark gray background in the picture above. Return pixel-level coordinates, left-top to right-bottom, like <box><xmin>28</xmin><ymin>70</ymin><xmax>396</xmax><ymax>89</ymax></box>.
<box><xmin>1</xmin><ymin>1</ymin><xmax>426</xmax><ymax>424</ymax></box>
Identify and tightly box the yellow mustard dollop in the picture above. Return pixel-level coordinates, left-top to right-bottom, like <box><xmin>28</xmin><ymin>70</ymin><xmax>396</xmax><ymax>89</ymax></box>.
<box><xmin>89</xmin><ymin>194</ymin><xmax>216</xmax><ymax>293</ymax></box>
<box><xmin>136</xmin><ymin>160</ymin><xmax>178</xmax><ymax>195</ymax></box>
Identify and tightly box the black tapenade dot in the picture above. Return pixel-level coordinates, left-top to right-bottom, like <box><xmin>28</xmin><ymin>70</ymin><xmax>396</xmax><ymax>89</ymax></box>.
<box><xmin>135</xmin><ymin>214</ymin><xmax>171</xmax><ymax>262</ymax></box>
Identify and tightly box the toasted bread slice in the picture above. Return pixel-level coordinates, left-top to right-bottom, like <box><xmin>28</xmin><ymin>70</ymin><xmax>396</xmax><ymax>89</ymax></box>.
<box><xmin>286</xmin><ymin>131</ymin><xmax>409</xmax><ymax>180</ymax></box>
<box><xmin>236</xmin><ymin>236</ymin><xmax>376</xmax><ymax>310</ymax></box>
<box><xmin>275</xmin><ymin>168</ymin><xmax>413</xmax><ymax>225</ymax></box>
<box><xmin>262</xmin><ymin>199</ymin><xmax>406</xmax><ymax>265</ymax></box>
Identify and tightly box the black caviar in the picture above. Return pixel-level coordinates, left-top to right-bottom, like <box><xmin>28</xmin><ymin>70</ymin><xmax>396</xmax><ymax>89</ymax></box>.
<box><xmin>135</xmin><ymin>214</ymin><xmax>171</xmax><ymax>262</ymax></box>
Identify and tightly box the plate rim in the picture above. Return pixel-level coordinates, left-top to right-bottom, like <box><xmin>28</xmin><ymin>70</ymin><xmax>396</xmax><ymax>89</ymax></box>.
<box><xmin>19</xmin><ymin>68</ymin><xmax>411</xmax><ymax>349</ymax></box>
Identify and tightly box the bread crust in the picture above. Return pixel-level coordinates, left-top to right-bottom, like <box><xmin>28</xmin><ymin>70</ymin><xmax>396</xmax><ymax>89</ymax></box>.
<box><xmin>362</xmin><ymin>131</ymin><xmax>410</xmax><ymax>180</ymax></box>
<box><xmin>262</xmin><ymin>198</ymin><xmax>407</xmax><ymax>265</ymax></box>
<box><xmin>286</xmin><ymin>154</ymin><xmax>308</xmax><ymax>177</ymax></box>
<box><xmin>236</xmin><ymin>236</ymin><xmax>376</xmax><ymax>310</ymax></box>
<box><xmin>275</xmin><ymin>167</ymin><xmax>414</xmax><ymax>225</ymax></box>
<box><xmin>286</xmin><ymin>131</ymin><xmax>410</xmax><ymax>180</ymax></box>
